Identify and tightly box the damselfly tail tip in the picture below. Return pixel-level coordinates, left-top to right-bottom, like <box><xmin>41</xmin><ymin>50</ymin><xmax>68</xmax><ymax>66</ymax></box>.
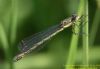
<box><xmin>13</xmin><ymin>53</ymin><xmax>24</xmax><ymax>62</ymax></box>
<box><xmin>13</xmin><ymin>57</ymin><xmax>18</xmax><ymax>62</ymax></box>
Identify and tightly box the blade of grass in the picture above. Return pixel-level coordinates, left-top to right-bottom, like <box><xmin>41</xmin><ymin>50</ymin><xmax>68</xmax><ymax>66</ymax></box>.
<box><xmin>9</xmin><ymin>0</ymin><xmax>18</xmax><ymax>69</ymax></box>
<box><xmin>0</xmin><ymin>23</ymin><xmax>9</xmax><ymax>57</ymax></box>
<box><xmin>65</xmin><ymin>0</ymin><xmax>84</xmax><ymax>68</ymax></box>
<box><xmin>0</xmin><ymin>23</ymin><xmax>10</xmax><ymax>67</ymax></box>
<box><xmin>90</xmin><ymin>0</ymin><xmax>100</xmax><ymax>46</ymax></box>
<box><xmin>82</xmin><ymin>0</ymin><xmax>89</xmax><ymax>65</ymax></box>
<box><xmin>10</xmin><ymin>0</ymin><xmax>18</xmax><ymax>45</ymax></box>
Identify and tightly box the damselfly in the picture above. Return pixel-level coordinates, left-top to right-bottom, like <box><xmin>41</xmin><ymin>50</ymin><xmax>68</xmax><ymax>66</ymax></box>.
<box><xmin>13</xmin><ymin>14</ymin><xmax>80</xmax><ymax>62</ymax></box>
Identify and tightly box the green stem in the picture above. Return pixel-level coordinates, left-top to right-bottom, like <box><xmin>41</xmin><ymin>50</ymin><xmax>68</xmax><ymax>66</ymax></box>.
<box><xmin>65</xmin><ymin>0</ymin><xmax>84</xmax><ymax>69</ymax></box>
<box><xmin>10</xmin><ymin>0</ymin><xmax>18</xmax><ymax>45</ymax></box>
<box><xmin>9</xmin><ymin>0</ymin><xmax>18</xmax><ymax>69</ymax></box>
<box><xmin>82</xmin><ymin>0</ymin><xmax>89</xmax><ymax>65</ymax></box>
<box><xmin>0</xmin><ymin>23</ymin><xmax>10</xmax><ymax>68</ymax></box>
<box><xmin>90</xmin><ymin>8</ymin><xmax>100</xmax><ymax>46</ymax></box>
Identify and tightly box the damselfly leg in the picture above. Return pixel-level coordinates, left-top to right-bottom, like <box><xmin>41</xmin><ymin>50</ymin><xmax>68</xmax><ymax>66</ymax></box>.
<box><xmin>72</xmin><ymin>15</ymin><xmax>88</xmax><ymax>35</ymax></box>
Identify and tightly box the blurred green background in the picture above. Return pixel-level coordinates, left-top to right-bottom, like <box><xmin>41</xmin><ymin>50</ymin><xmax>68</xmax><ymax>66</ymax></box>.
<box><xmin>0</xmin><ymin>0</ymin><xmax>100</xmax><ymax>69</ymax></box>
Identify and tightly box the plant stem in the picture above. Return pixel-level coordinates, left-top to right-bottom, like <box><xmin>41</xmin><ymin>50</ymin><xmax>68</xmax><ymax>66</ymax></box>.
<box><xmin>9</xmin><ymin>0</ymin><xmax>18</xmax><ymax>69</ymax></box>
<box><xmin>0</xmin><ymin>23</ymin><xmax>10</xmax><ymax>68</ymax></box>
<box><xmin>65</xmin><ymin>0</ymin><xmax>84</xmax><ymax>69</ymax></box>
<box><xmin>82</xmin><ymin>0</ymin><xmax>89</xmax><ymax>65</ymax></box>
<box><xmin>90</xmin><ymin>1</ymin><xmax>100</xmax><ymax>46</ymax></box>
<box><xmin>10</xmin><ymin>0</ymin><xmax>18</xmax><ymax>45</ymax></box>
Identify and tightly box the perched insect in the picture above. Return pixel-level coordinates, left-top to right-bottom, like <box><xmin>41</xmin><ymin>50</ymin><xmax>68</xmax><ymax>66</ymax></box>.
<box><xmin>13</xmin><ymin>14</ymin><xmax>80</xmax><ymax>62</ymax></box>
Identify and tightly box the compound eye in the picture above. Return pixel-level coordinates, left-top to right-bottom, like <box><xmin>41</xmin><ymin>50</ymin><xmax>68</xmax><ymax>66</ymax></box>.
<box><xmin>60</xmin><ymin>21</ymin><xmax>69</xmax><ymax>28</ymax></box>
<box><xmin>63</xmin><ymin>21</ymin><xmax>67</xmax><ymax>25</ymax></box>
<box><xmin>71</xmin><ymin>15</ymin><xmax>77</xmax><ymax>22</ymax></box>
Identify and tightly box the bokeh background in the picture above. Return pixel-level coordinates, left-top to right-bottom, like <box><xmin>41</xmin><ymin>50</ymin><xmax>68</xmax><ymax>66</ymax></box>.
<box><xmin>0</xmin><ymin>0</ymin><xmax>100</xmax><ymax>69</ymax></box>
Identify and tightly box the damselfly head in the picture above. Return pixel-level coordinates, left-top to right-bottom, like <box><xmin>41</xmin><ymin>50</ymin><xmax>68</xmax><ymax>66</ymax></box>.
<box><xmin>60</xmin><ymin>14</ymin><xmax>80</xmax><ymax>28</ymax></box>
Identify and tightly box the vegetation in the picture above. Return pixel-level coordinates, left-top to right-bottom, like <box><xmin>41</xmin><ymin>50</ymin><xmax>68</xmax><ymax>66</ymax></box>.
<box><xmin>0</xmin><ymin>0</ymin><xmax>100</xmax><ymax>69</ymax></box>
